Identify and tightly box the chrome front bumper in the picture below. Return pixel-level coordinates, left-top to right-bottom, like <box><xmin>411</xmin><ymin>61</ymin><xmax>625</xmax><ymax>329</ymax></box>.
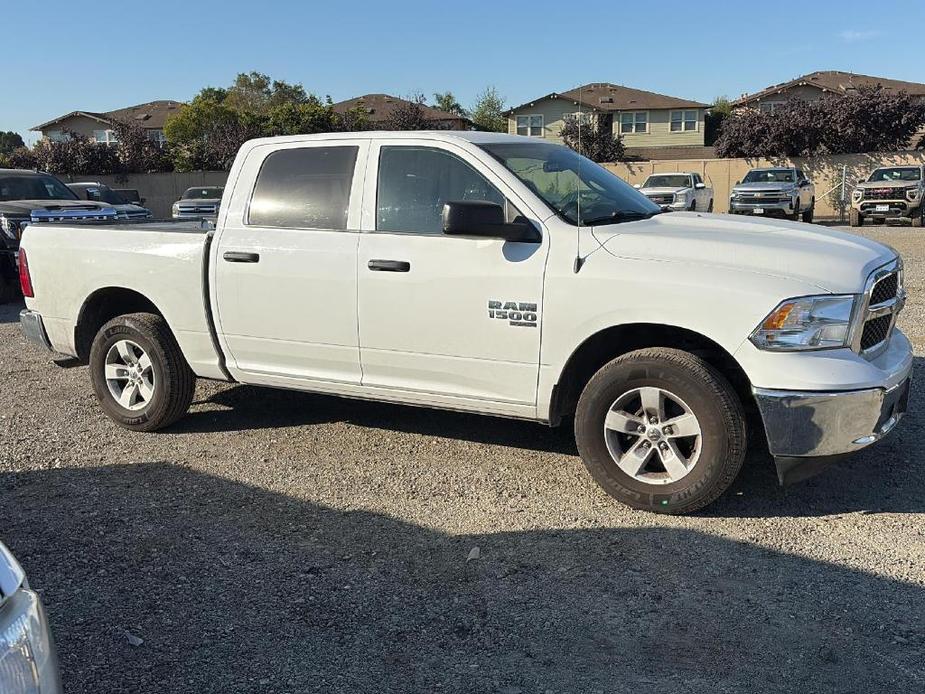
<box><xmin>20</xmin><ymin>309</ymin><xmax>52</xmax><ymax>351</ymax></box>
<box><xmin>730</xmin><ymin>200</ymin><xmax>794</xmax><ymax>215</ymax></box>
<box><xmin>754</xmin><ymin>375</ymin><xmax>911</xmax><ymax>483</ymax></box>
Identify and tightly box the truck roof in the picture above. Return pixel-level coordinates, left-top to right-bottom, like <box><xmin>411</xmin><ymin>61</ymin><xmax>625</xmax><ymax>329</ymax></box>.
<box><xmin>242</xmin><ymin>131</ymin><xmax>528</xmax><ymax>147</ymax></box>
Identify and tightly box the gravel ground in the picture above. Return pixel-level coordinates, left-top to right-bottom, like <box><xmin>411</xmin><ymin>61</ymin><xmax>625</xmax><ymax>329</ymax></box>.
<box><xmin>2</xmin><ymin>224</ymin><xmax>924</xmax><ymax>693</ymax></box>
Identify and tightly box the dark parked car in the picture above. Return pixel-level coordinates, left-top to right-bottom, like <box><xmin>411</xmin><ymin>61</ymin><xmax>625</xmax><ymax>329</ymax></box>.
<box><xmin>114</xmin><ymin>188</ymin><xmax>144</xmax><ymax>205</ymax></box>
<box><xmin>67</xmin><ymin>182</ymin><xmax>152</xmax><ymax>220</ymax></box>
<box><xmin>0</xmin><ymin>169</ymin><xmax>117</xmax><ymax>302</ymax></box>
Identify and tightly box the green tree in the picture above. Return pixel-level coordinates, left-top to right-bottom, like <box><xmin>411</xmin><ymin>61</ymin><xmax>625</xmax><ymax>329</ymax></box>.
<box><xmin>560</xmin><ymin>116</ymin><xmax>625</xmax><ymax>163</ymax></box>
<box><xmin>704</xmin><ymin>96</ymin><xmax>732</xmax><ymax>146</ymax></box>
<box><xmin>432</xmin><ymin>91</ymin><xmax>467</xmax><ymax>117</ymax></box>
<box><xmin>0</xmin><ymin>131</ymin><xmax>24</xmax><ymax>156</ymax></box>
<box><xmin>387</xmin><ymin>94</ymin><xmax>434</xmax><ymax>131</ymax></box>
<box><xmin>469</xmin><ymin>87</ymin><xmax>507</xmax><ymax>132</ymax></box>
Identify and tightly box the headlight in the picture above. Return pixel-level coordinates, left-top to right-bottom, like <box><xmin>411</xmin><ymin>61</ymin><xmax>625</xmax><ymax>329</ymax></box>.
<box><xmin>171</xmin><ymin>203</ymin><xmax>180</xmax><ymax>213</ymax></box>
<box><xmin>852</xmin><ymin>189</ymin><xmax>863</xmax><ymax>202</ymax></box>
<box><xmin>674</xmin><ymin>192</ymin><xmax>688</xmax><ymax>203</ymax></box>
<box><xmin>730</xmin><ymin>191</ymin><xmax>740</xmax><ymax>200</ymax></box>
<box><xmin>750</xmin><ymin>295</ymin><xmax>856</xmax><ymax>351</ymax></box>
<box><xmin>0</xmin><ymin>590</ymin><xmax>61</xmax><ymax>694</ymax></box>
<box><xmin>906</xmin><ymin>188</ymin><xmax>920</xmax><ymax>202</ymax></box>
<box><xmin>0</xmin><ymin>216</ymin><xmax>27</xmax><ymax>240</ymax></box>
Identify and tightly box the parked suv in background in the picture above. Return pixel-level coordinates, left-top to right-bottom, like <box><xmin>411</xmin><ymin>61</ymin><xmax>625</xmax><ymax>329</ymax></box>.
<box><xmin>67</xmin><ymin>182</ymin><xmax>152</xmax><ymax>220</ymax></box>
<box><xmin>730</xmin><ymin>167</ymin><xmax>815</xmax><ymax>222</ymax></box>
<box><xmin>851</xmin><ymin>165</ymin><xmax>925</xmax><ymax>227</ymax></box>
<box><xmin>1</xmin><ymin>169</ymin><xmax>118</xmax><ymax>302</ymax></box>
<box><xmin>172</xmin><ymin>186</ymin><xmax>224</xmax><ymax>220</ymax></box>
<box><xmin>636</xmin><ymin>172</ymin><xmax>713</xmax><ymax>212</ymax></box>
<box><xmin>0</xmin><ymin>541</ymin><xmax>62</xmax><ymax>693</ymax></box>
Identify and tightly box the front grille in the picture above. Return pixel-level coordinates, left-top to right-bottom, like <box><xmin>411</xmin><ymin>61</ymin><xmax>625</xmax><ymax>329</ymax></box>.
<box><xmin>738</xmin><ymin>193</ymin><xmax>787</xmax><ymax>204</ymax></box>
<box><xmin>863</xmin><ymin>188</ymin><xmax>905</xmax><ymax>201</ymax></box>
<box><xmin>870</xmin><ymin>273</ymin><xmax>898</xmax><ymax>305</ymax></box>
<box><xmin>861</xmin><ymin>315</ymin><xmax>892</xmax><ymax>351</ymax></box>
<box><xmin>646</xmin><ymin>194</ymin><xmax>673</xmax><ymax>205</ymax></box>
<box><xmin>178</xmin><ymin>206</ymin><xmax>216</xmax><ymax>214</ymax></box>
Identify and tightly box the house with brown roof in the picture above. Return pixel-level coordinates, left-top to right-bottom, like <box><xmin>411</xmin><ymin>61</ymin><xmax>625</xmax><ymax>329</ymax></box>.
<box><xmin>331</xmin><ymin>94</ymin><xmax>472</xmax><ymax>130</ymax></box>
<box><xmin>506</xmin><ymin>83</ymin><xmax>709</xmax><ymax>156</ymax></box>
<box><xmin>31</xmin><ymin>100</ymin><xmax>183</xmax><ymax>146</ymax></box>
<box><xmin>732</xmin><ymin>70</ymin><xmax>925</xmax><ymax>113</ymax></box>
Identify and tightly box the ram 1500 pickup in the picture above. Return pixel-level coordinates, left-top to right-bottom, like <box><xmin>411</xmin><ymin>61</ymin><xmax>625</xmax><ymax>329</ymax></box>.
<box><xmin>18</xmin><ymin>132</ymin><xmax>912</xmax><ymax>514</ymax></box>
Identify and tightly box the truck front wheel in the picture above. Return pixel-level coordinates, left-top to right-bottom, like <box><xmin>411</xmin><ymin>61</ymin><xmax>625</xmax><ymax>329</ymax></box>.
<box><xmin>574</xmin><ymin>348</ymin><xmax>746</xmax><ymax>515</ymax></box>
<box><xmin>89</xmin><ymin>312</ymin><xmax>195</xmax><ymax>432</ymax></box>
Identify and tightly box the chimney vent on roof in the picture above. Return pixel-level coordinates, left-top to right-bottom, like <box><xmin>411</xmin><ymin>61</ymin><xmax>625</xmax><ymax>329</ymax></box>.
<box><xmin>599</xmin><ymin>97</ymin><xmax>613</xmax><ymax>104</ymax></box>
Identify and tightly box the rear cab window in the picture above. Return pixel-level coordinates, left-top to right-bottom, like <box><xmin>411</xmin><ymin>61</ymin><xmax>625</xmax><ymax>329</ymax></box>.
<box><xmin>248</xmin><ymin>146</ymin><xmax>359</xmax><ymax>229</ymax></box>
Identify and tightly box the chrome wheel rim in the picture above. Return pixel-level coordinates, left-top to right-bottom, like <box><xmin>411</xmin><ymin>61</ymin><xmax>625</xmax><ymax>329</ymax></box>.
<box><xmin>105</xmin><ymin>340</ymin><xmax>155</xmax><ymax>411</ymax></box>
<box><xmin>603</xmin><ymin>386</ymin><xmax>702</xmax><ymax>485</ymax></box>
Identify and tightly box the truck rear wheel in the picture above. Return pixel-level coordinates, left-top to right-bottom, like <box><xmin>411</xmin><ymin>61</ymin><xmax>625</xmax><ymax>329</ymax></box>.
<box><xmin>849</xmin><ymin>208</ymin><xmax>863</xmax><ymax>227</ymax></box>
<box><xmin>802</xmin><ymin>199</ymin><xmax>815</xmax><ymax>223</ymax></box>
<box><xmin>574</xmin><ymin>348</ymin><xmax>746</xmax><ymax>515</ymax></box>
<box><xmin>89</xmin><ymin>312</ymin><xmax>195</xmax><ymax>432</ymax></box>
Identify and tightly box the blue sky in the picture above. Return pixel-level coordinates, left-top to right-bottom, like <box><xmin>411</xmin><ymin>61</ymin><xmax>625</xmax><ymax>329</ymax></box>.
<box><xmin>6</xmin><ymin>0</ymin><xmax>925</xmax><ymax>143</ymax></box>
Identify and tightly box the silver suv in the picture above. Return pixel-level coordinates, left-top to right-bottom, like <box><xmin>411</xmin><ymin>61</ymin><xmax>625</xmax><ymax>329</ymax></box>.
<box><xmin>851</xmin><ymin>165</ymin><xmax>925</xmax><ymax>227</ymax></box>
<box><xmin>730</xmin><ymin>167</ymin><xmax>815</xmax><ymax>222</ymax></box>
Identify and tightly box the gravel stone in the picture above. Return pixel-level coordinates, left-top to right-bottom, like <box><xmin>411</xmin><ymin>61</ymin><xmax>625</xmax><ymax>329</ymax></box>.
<box><xmin>1</xmin><ymin>224</ymin><xmax>923</xmax><ymax>692</ymax></box>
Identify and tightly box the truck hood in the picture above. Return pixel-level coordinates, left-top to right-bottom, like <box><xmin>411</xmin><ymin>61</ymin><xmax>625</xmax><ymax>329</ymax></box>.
<box><xmin>597</xmin><ymin>212</ymin><xmax>895</xmax><ymax>294</ymax></box>
<box><xmin>640</xmin><ymin>186</ymin><xmax>690</xmax><ymax>195</ymax></box>
<box><xmin>855</xmin><ymin>180</ymin><xmax>919</xmax><ymax>190</ymax></box>
<box><xmin>732</xmin><ymin>181</ymin><xmax>797</xmax><ymax>193</ymax></box>
<box><xmin>0</xmin><ymin>199</ymin><xmax>109</xmax><ymax>215</ymax></box>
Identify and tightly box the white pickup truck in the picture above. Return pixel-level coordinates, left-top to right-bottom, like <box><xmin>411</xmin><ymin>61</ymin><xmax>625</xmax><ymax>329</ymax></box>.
<box><xmin>18</xmin><ymin>132</ymin><xmax>912</xmax><ymax>514</ymax></box>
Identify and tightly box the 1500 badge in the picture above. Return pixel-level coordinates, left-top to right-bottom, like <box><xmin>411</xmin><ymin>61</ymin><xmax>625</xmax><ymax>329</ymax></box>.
<box><xmin>488</xmin><ymin>300</ymin><xmax>538</xmax><ymax>328</ymax></box>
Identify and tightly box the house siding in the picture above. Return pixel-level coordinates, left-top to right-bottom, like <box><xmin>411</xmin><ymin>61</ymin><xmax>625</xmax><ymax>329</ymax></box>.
<box><xmin>508</xmin><ymin>98</ymin><xmax>598</xmax><ymax>143</ymax></box>
<box><xmin>39</xmin><ymin>115</ymin><xmax>109</xmax><ymax>140</ymax></box>
<box><xmin>509</xmin><ymin>98</ymin><xmax>705</xmax><ymax>148</ymax></box>
<box><xmin>617</xmin><ymin>109</ymin><xmax>705</xmax><ymax>147</ymax></box>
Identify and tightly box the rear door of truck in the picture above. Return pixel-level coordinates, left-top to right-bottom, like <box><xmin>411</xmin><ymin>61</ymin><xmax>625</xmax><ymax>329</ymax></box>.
<box><xmin>211</xmin><ymin>138</ymin><xmax>368</xmax><ymax>384</ymax></box>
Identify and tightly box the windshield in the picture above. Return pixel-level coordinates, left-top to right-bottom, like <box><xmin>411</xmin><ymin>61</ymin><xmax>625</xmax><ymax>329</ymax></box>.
<box><xmin>73</xmin><ymin>184</ymin><xmax>127</xmax><ymax>205</ymax></box>
<box><xmin>868</xmin><ymin>167</ymin><xmax>921</xmax><ymax>182</ymax></box>
<box><xmin>643</xmin><ymin>174</ymin><xmax>691</xmax><ymax>189</ymax></box>
<box><xmin>182</xmin><ymin>187</ymin><xmax>223</xmax><ymax>199</ymax></box>
<box><xmin>0</xmin><ymin>173</ymin><xmax>79</xmax><ymax>202</ymax></box>
<box><xmin>742</xmin><ymin>169</ymin><xmax>794</xmax><ymax>184</ymax></box>
<box><xmin>479</xmin><ymin>142</ymin><xmax>660</xmax><ymax>226</ymax></box>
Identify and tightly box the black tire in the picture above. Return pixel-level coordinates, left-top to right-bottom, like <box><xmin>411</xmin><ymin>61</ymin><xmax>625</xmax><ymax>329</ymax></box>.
<box><xmin>707</xmin><ymin>199</ymin><xmax>714</xmax><ymax>213</ymax></box>
<box><xmin>802</xmin><ymin>199</ymin><xmax>815</xmax><ymax>223</ymax></box>
<box><xmin>89</xmin><ymin>312</ymin><xmax>195</xmax><ymax>431</ymax></box>
<box><xmin>790</xmin><ymin>201</ymin><xmax>801</xmax><ymax>221</ymax></box>
<box><xmin>574</xmin><ymin>348</ymin><xmax>747</xmax><ymax>515</ymax></box>
<box><xmin>849</xmin><ymin>208</ymin><xmax>863</xmax><ymax>227</ymax></box>
<box><xmin>912</xmin><ymin>207</ymin><xmax>923</xmax><ymax>228</ymax></box>
<box><xmin>689</xmin><ymin>200</ymin><xmax>697</xmax><ymax>212</ymax></box>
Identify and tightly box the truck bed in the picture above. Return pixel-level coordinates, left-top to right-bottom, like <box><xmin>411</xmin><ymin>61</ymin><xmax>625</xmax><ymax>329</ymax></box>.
<box><xmin>20</xmin><ymin>221</ymin><xmax>225</xmax><ymax>379</ymax></box>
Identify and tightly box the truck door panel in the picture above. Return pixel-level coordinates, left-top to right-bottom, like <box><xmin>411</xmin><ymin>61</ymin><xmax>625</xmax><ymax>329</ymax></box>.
<box><xmin>213</xmin><ymin>142</ymin><xmax>367</xmax><ymax>384</ymax></box>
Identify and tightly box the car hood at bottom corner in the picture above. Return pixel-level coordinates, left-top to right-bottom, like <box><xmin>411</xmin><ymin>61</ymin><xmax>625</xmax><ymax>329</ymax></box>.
<box><xmin>595</xmin><ymin>212</ymin><xmax>896</xmax><ymax>294</ymax></box>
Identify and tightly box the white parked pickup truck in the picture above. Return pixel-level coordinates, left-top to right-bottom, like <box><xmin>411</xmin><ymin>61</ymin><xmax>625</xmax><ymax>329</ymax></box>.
<box><xmin>18</xmin><ymin>132</ymin><xmax>912</xmax><ymax>514</ymax></box>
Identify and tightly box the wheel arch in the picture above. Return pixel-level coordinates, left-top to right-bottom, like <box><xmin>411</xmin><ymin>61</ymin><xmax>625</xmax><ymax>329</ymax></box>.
<box><xmin>74</xmin><ymin>287</ymin><xmax>166</xmax><ymax>363</ymax></box>
<box><xmin>549</xmin><ymin>322</ymin><xmax>754</xmax><ymax>426</ymax></box>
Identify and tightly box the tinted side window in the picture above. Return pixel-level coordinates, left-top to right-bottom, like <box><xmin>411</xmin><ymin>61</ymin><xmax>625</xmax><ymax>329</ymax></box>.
<box><xmin>377</xmin><ymin>146</ymin><xmax>505</xmax><ymax>234</ymax></box>
<box><xmin>249</xmin><ymin>146</ymin><xmax>358</xmax><ymax>229</ymax></box>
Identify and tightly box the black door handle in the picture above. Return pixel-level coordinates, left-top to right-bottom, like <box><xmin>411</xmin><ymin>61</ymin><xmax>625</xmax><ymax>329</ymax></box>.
<box><xmin>223</xmin><ymin>251</ymin><xmax>260</xmax><ymax>263</ymax></box>
<box><xmin>368</xmin><ymin>259</ymin><xmax>410</xmax><ymax>272</ymax></box>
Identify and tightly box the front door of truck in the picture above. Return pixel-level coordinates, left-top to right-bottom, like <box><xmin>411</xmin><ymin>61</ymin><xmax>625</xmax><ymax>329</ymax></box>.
<box><xmin>356</xmin><ymin>140</ymin><xmax>548</xmax><ymax>413</ymax></box>
<box><xmin>213</xmin><ymin>140</ymin><xmax>367</xmax><ymax>385</ymax></box>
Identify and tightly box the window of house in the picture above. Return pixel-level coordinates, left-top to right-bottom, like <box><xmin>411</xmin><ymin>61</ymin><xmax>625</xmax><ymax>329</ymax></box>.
<box><xmin>248</xmin><ymin>146</ymin><xmax>358</xmax><ymax>229</ymax></box>
<box><xmin>620</xmin><ymin>112</ymin><xmax>648</xmax><ymax>134</ymax></box>
<box><xmin>45</xmin><ymin>130</ymin><xmax>66</xmax><ymax>142</ymax></box>
<box><xmin>93</xmin><ymin>129</ymin><xmax>119</xmax><ymax>144</ymax></box>
<box><xmin>147</xmin><ymin>130</ymin><xmax>167</xmax><ymax>147</ymax></box>
<box><xmin>758</xmin><ymin>102</ymin><xmax>784</xmax><ymax>114</ymax></box>
<box><xmin>670</xmin><ymin>110</ymin><xmax>698</xmax><ymax>132</ymax></box>
<box><xmin>376</xmin><ymin>146</ymin><xmax>505</xmax><ymax>235</ymax></box>
<box><xmin>568</xmin><ymin>112</ymin><xmax>592</xmax><ymax>126</ymax></box>
<box><xmin>516</xmin><ymin>115</ymin><xmax>544</xmax><ymax>137</ymax></box>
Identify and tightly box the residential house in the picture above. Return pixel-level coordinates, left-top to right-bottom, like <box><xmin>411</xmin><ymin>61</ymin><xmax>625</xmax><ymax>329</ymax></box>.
<box><xmin>732</xmin><ymin>70</ymin><xmax>925</xmax><ymax>113</ymax></box>
<box><xmin>31</xmin><ymin>100</ymin><xmax>183</xmax><ymax>146</ymax></box>
<box><xmin>331</xmin><ymin>94</ymin><xmax>472</xmax><ymax>130</ymax></box>
<box><xmin>506</xmin><ymin>83</ymin><xmax>710</xmax><ymax>158</ymax></box>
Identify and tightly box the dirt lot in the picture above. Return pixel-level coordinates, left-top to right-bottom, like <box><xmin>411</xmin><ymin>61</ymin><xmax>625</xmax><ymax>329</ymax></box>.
<box><xmin>2</xmin><ymin>225</ymin><xmax>924</xmax><ymax>693</ymax></box>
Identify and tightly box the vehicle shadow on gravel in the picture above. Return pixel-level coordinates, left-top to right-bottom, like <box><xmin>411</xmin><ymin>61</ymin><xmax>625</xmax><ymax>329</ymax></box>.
<box><xmin>2</xmin><ymin>462</ymin><xmax>923</xmax><ymax>694</ymax></box>
<box><xmin>178</xmin><ymin>384</ymin><xmax>579</xmax><ymax>455</ymax></box>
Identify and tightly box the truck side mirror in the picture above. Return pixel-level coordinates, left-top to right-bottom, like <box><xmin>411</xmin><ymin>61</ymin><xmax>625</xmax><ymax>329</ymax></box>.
<box><xmin>634</xmin><ymin>184</ymin><xmax>641</xmax><ymax>189</ymax></box>
<box><xmin>695</xmin><ymin>182</ymin><xmax>706</xmax><ymax>189</ymax></box>
<box><xmin>442</xmin><ymin>201</ymin><xmax>539</xmax><ymax>243</ymax></box>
